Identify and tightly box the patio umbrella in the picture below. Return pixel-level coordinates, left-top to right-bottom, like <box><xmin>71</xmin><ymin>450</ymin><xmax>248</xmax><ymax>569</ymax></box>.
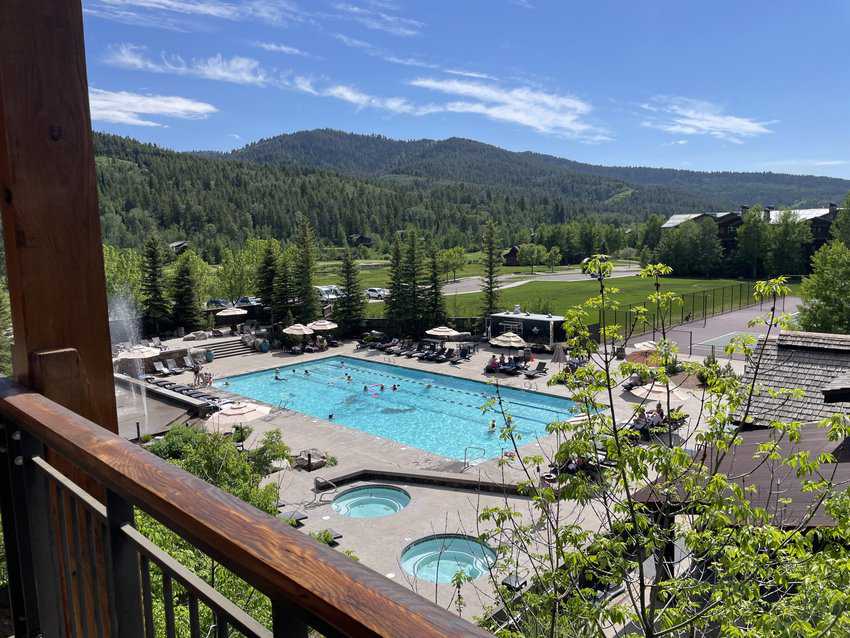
<box><xmin>306</xmin><ymin>319</ymin><xmax>338</xmax><ymax>332</ymax></box>
<box><xmin>216</xmin><ymin>306</ymin><xmax>248</xmax><ymax>328</ymax></box>
<box><xmin>216</xmin><ymin>307</ymin><xmax>248</xmax><ymax>318</ymax></box>
<box><xmin>283</xmin><ymin>324</ymin><xmax>314</xmax><ymax>336</ymax></box>
<box><xmin>551</xmin><ymin>343</ymin><xmax>567</xmax><ymax>369</ymax></box>
<box><xmin>425</xmin><ymin>326</ymin><xmax>461</xmax><ymax>340</ymax></box>
<box><xmin>630</xmin><ymin>382</ymin><xmax>683</xmax><ymax>404</ymax></box>
<box><xmin>489</xmin><ymin>331</ymin><xmax>527</xmax><ymax>349</ymax></box>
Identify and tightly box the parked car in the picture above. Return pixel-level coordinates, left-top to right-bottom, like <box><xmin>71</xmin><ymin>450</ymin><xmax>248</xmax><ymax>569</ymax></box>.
<box><xmin>236</xmin><ymin>296</ymin><xmax>262</xmax><ymax>306</ymax></box>
<box><xmin>315</xmin><ymin>285</ymin><xmax>343</xmax><ymax>302</ymax></box>
<box><xmin>206</xmin><ymin>298</ymin><xmax>231</xmax><ymax>308</ymax></box>
<box><xmin>366</xmin><ymin>287</ymin><xmax>388</xmax><ymax>300</ymax></box>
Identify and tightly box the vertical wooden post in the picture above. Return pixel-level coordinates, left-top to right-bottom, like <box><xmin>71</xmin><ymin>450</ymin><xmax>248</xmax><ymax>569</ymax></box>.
<box><xmin>0</xmin><ymin>0</ymin><xmax>118</xmax><ymax>434</ymax></box>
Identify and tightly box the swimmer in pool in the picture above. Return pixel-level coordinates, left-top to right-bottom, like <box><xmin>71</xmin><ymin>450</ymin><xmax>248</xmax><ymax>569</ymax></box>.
<box><xmin>274</xmin><ymin>368</ymin><xmax>282</xmax><ymax>381</ymax></box>
<box><xmin>391</xmin><ymin>384</ymin><xmax>398</xmax><ymax>391</ymax></box>
<box><xmin>328</xmin><ymin>413</ymin><xmax>334</xmax><ymax>420</ymax></box>
<box><xmin>363</xmin><ymin>385</ymin><xmax>369</xmax><ymax>392</ymax></box>
<box><xmin>304</xmin><ymin>370</ymin><xmax>310</xmax><ymax>376</ymax></box>
<box><xmin>425</xmin><ymin>382</ymin><xmax>432</xmax><ymax>389</ymax></box>
<box><xmin>489</xmin><ymin>419</ymin><xmax>497</xmax><ymax>432</ymax></box>
<box><xmin>380</xmin><ymin>384</ymin><xmax>385</xmax><ymax>392</ymax></box>
<box><xmin>346</xmin><ymin>374</ymin><xmax>352</xmax><ymax>382</ymax></box>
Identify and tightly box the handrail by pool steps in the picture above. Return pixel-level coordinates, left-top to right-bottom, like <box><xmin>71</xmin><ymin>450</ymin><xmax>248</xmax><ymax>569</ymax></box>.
<box><xmin>463</xmin><ymin>446</ymin><xmax>487</xmax><ymax>471</ymax></box>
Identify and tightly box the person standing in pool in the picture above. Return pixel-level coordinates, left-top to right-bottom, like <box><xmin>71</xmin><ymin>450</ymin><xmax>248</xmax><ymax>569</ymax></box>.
<box><xmin>274</xmin><ymin>368</ymin><xmax>282</xmax><ymax>381</ymax></box>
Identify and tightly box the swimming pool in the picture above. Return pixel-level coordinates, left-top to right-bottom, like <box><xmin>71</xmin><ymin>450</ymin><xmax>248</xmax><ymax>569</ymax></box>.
<box><xmin>217</xmin><ymin>356</ymin><xmax>576</xmax><ymax>460</ymax></box>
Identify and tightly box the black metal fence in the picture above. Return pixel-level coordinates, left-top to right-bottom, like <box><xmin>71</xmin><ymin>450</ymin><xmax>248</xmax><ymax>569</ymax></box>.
<box><xmin>608</xmin><ymin>281</ymin><xmax>759</xmax><ymax>341</ymax></box>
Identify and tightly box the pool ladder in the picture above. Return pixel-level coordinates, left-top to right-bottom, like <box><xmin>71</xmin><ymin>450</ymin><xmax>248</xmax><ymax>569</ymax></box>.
<box><xmin>462</xmin><ymin>446</ymin><xmax>486</xmax><ymax>471</ymax></box>
<box><xmin>310</xmin><ymin>475</ymin><xmax>338</xmax><ymax>506</ymax></box>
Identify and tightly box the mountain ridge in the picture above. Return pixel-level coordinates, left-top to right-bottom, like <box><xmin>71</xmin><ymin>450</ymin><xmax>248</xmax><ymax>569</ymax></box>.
<box><xmin>226</xmin><ymin>128</ymin><xmax>850</xmax><ymax>209</ymax></box>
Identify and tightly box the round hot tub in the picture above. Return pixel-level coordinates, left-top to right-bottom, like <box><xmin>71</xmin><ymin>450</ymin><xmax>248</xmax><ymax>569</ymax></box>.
<box><xmin>331</xmin><ymin>485</ymin><xmax>411</xmax><ymax>518</ymax></box>
<box><xmin>400</xmin><ymin>534</ymin><xmax>496</xmax><ymax>583</ymax></box>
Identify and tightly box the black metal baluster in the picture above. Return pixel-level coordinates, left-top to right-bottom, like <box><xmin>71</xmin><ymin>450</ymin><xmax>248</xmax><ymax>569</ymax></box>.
<box><xmin>163</xmin><ymin>572</ymin><xmax>176</xmax><ymax>638</ymax></box>
<box><xmin>140</xmin><ymin>555</ymin><xmax>155</xmax><ymax>638</ymax></box>
<box><xmin>216</xmin><ymin>612</ymin><xmax>228</xmax><ymax>638</ymax></box>
<box><xmin>189</xmin><ymin>595</ymin><xmax>201</xmax><ymax>638</ymax></box>
<box><xmin>272</xmin><ymin>600</ymin><xmax>310</xmax><ymax>638</ymax></box>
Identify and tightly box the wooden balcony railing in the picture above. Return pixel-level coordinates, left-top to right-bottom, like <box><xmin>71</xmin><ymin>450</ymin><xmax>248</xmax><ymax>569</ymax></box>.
<box><xmin>0</xmin><ymin>378</ymin><xmax>491</xmax><ymax>638</ymax></box>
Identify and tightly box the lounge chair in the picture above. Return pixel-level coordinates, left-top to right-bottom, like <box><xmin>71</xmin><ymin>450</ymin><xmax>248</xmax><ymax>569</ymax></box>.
<box><xmin>153</xmin><ymin>361</ymin><xmax>172</xmax><ymax>376</ymax></box>
<box><xmin>524</xmin><ymin>361</ymin><xmax>549</xmax><ymax>379</ymax></box>
<box><xmin>151</xmin><ymin>337</ymin><xmax>165</xmax><ymax>350</ymax></box>
<box><xmin>165</xmin><ymin>359</ymin><xmax>185</xmax><ymax>374</ymax></box>
<box><xmin>413</xmin><ymin>345</ymin><xmax>434</xmax><ymax>359</ymax></box>
<box><xmin>279</xmin><ymin>509</ymin><xmax>308</xmax><ymax>527</ymax></box>
<box><xmin>435</xmin><ymin>348</ymin><xmax>454</xmax><ymax>363</ymax></box>
<box><xmin>183</xmin><ymin>355</ymin><xmax>198</xmax><ymax>370</ymax></box>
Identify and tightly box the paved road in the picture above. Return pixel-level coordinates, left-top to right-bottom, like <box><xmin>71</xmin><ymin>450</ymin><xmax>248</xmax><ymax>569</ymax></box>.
<box><xmin>443</xmin><ymin>265</ymin><xmax>641</xmax><ymax>295</ymax></box>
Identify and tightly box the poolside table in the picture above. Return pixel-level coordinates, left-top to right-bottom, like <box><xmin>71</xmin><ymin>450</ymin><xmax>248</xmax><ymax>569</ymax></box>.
<box><xmin>502</xmin><ymin>573</ymin><xmax>527</xmax><ymax>592</ymax></box>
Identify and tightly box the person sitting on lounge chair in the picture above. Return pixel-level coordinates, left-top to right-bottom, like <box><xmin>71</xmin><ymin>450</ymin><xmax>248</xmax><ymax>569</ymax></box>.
<box><xmin>485</xmin><ymin>355</ymin><xmax>499</xmax><ymax>372</ymax></box>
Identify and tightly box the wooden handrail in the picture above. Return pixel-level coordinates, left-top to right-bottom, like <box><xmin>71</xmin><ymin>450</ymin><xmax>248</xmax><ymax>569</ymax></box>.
<box><xmin>0</xmin><ymin>378</ymin><xmax>491</xmax><ymax>638</ymax></box>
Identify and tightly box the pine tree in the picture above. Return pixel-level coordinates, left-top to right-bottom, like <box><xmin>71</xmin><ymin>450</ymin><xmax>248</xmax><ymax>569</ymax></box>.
<box><xmin>140</xmin><ymin>238</ymin><xmax>171</xmax><ymax>337</ymax></box>
<box><xmin>480</xmin><ymin>220</ymin><xmax>501</xmax><ymax>320</ymax></box>
<box><xmin>171</xmin><ymin>256</ymin><xmax>202</xmax><ymax>332</ymax></box>
<box><xmin>400</xmin><ymin>230</ymin><xmax>424</xmax><ymax>335</ymax></box>
<box><xmin>333</xmin><ymin>250</ymin><xmax>365</xmax><ymax>336</ymax></box>
<box><xmin>384</xmin><ymin>235</ymin><xmax>406</xmax><ymax>334</ymax></box>
<box><xmin>272</xmin><ymin>248</ymin><xmax>295</xmax><ymax>323</ymax></box>
<box><xmin>424</xmin><ymin>245</ymin><xmax>446</xmax><ymax>328</ymax></box>
<box><xmin>255</xmin><ymin>242</ymin><xmax>278</xmax><ymax>308</ymax></box>
<box><xmin>293</xmin><ymin>215</ymin><xmax>319</xmax><ymax>323</ymax></box>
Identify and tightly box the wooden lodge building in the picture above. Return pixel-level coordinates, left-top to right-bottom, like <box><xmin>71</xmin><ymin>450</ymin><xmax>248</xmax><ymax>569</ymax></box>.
<box><xmin>661</xmin><ymin>204</ymin><xmax>842</xmax><ymax>257</ymax></box>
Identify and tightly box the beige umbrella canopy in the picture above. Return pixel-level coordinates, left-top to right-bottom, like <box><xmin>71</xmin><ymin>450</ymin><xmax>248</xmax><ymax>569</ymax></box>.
<box><xmin>307</xmin><ymin>319</ymin><xmax>338</xmax><ymax>331</ymax></box>
<box><xmin>489</xmin><ymin>332</ymin><xmax>527</xmax><ymax>349</ymax></box>
<box><xmin>630</xmin><ymin>382</ymin><xmax>683</xmax><ymax>404</ymax></box>
<box><xmin>425</xmin><ymin>326</ymin><xmax>461</xmax><ymax>339</ymax></box>
<box><xmin>283</xmin><ymin>323</ymin><xmax>314</xmax><ymax>336</ymax></box>
<box><xmin>216</xmin><ymin>307</ymin><xmax>248</xmax><ymax>317</ymax></box>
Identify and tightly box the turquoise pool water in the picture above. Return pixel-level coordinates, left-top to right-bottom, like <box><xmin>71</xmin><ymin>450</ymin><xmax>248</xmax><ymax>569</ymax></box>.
<box><xmin>400</xmin><ymin>535</ymin><xmax>496</xmax><ymax>583</ymax></box>
<box><xmin>217</xmin><ymin>355</ymin><xmax>576</xmax><ymax>460</ymax></box>
<box><xmin>331</xmin><ymin>485</ymin><xmax>410</xmax><ymax>518</ymax></box>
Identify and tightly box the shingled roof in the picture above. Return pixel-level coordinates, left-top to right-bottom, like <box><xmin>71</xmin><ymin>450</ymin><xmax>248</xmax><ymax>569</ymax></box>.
<box><xmin>636</xmin><ymin>421</ymin><xmax>850</xmax><ymax>528</ymax></box>
<box><xmin>738</xmin><ymin>330</ymin><xmax>850</xmax><ymax>426</ymax></box>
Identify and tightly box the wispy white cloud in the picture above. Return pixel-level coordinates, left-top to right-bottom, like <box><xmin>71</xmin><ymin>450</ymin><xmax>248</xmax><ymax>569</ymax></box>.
<box><xmin>641</xmin><ymin>96</ymin><xmax>774</xmax><ymax>144</ymax></box>
<box><xmin>510</xmin><ymin>0</ymin><xmax>534</xmax><ymax>7</ymax></box>
<box><xmin>89</xmin><ymin>87</ymin><xmax>217</xmax><ymax>126</ymax></box>
<box><xmin>332</xmin><ymin>33</ymin><xmax>375</xmax><ymax>49</ymax></box>
<box><xmin>409</xmin><ymin>77</ymin><xmax>609</xmax><ymax>141</ymax></box>
<box><xmin>255</xmin><ymin>41</ymin><xmax>310</xmax><ymax>57</ymax></box>
<box><xmin>332</xmin><ymin>2</ymin><xmax>423</xmax><ymax>36</ymax></box>
<box><xmin>96</xmin><ymin>0</ymin><xmax>240</xmax><ymax>19</ymax></box>
<box><xmin>282</xmin><ymin>75</ymin><xmax>435</xmax><ymax>115</ymax></box>
<box><xmin>87</xmin><ymin>0</ymin><xmax>310</xmax><ymax>30</ymax></box>
<box><xmin>333</xmin><ymin>32</ymin><xmax>495</xmax><ymax>79</ymax></box>
<box><xmin>106</xmin><ymin>43</ymin><xmax>270</xmax><ymax>86</ymax></box>
<box><xmin>444</xmin><ymin>68</ymin><xmax>497</xmax><ymax>81</ymax></box>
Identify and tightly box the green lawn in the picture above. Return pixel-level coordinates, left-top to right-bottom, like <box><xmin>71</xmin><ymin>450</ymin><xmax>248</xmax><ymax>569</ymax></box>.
<box><xmin>315</xmin><ymin>256</ymin><xmax>580</xmax><ymax>288</ymax></box>
<box><xmin>366</xmin><ymin>276</ymin><xmax>756</xmax><ymax>321</ymax></box>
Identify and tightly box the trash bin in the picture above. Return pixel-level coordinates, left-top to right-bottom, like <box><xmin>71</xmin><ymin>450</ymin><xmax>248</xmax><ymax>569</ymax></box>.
<box><xmin>205</xmin><ymin>349</ymin><xmax>214</xmax><ymax>363</ymax></box>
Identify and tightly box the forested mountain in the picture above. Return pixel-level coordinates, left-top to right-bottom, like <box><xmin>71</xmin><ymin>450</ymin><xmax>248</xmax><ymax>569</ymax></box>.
<box><xmin>230</xmin><ymin>129</ymin><xmax>850</xmax><ymax>209</ymax></box>
<box><xmin>93</xmin><ymin>132</ymin><xmax>711</xmax><ymax>259</ymax></box>
<box><xmin>94</xmin><ymin>132</ymin><xmax>634</xmax><ymax>259</ymax></box>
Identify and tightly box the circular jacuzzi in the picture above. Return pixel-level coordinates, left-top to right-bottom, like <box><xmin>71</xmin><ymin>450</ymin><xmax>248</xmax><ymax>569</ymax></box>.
<box><xmin>400</xmin><ymin>534</ymin><xmax>496</xmax><ymax>583</ymax></box>
<box><xmin>331</xmin><ymin>485</ymin><xmax>411</xmax><ymax>518</ymax></box>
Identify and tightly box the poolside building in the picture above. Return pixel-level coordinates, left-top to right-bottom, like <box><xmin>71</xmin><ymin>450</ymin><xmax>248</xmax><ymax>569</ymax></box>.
<box><xmin>487</xmin><ymin>306</ymin><xmax>566</xmax><ymax>346</ymax></box>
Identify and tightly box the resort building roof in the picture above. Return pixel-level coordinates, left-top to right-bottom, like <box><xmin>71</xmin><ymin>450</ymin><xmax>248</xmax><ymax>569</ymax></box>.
<box><xmin>737</xmin><ymin>330</ymin><xmax>850</xmax><ymax>427</ymax></box>
<box><xmin>636</xmin><ymin>419</ymin><xmax>850</xmax><ymax>528</ymax></box>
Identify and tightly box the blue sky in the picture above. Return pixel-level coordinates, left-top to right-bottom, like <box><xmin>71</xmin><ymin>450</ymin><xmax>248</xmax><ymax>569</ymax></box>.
<box><xmin>84</xmin><ymin>0</ymin><xmax>850</xmax><ymax>177</ymax></box>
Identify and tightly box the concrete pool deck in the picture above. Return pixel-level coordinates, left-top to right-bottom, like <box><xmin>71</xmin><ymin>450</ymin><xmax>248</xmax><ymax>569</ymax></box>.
<box><xmin>162</xmin><ymin>340</ymin><xmax>708</xmax><ymax>619</ymax></box>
